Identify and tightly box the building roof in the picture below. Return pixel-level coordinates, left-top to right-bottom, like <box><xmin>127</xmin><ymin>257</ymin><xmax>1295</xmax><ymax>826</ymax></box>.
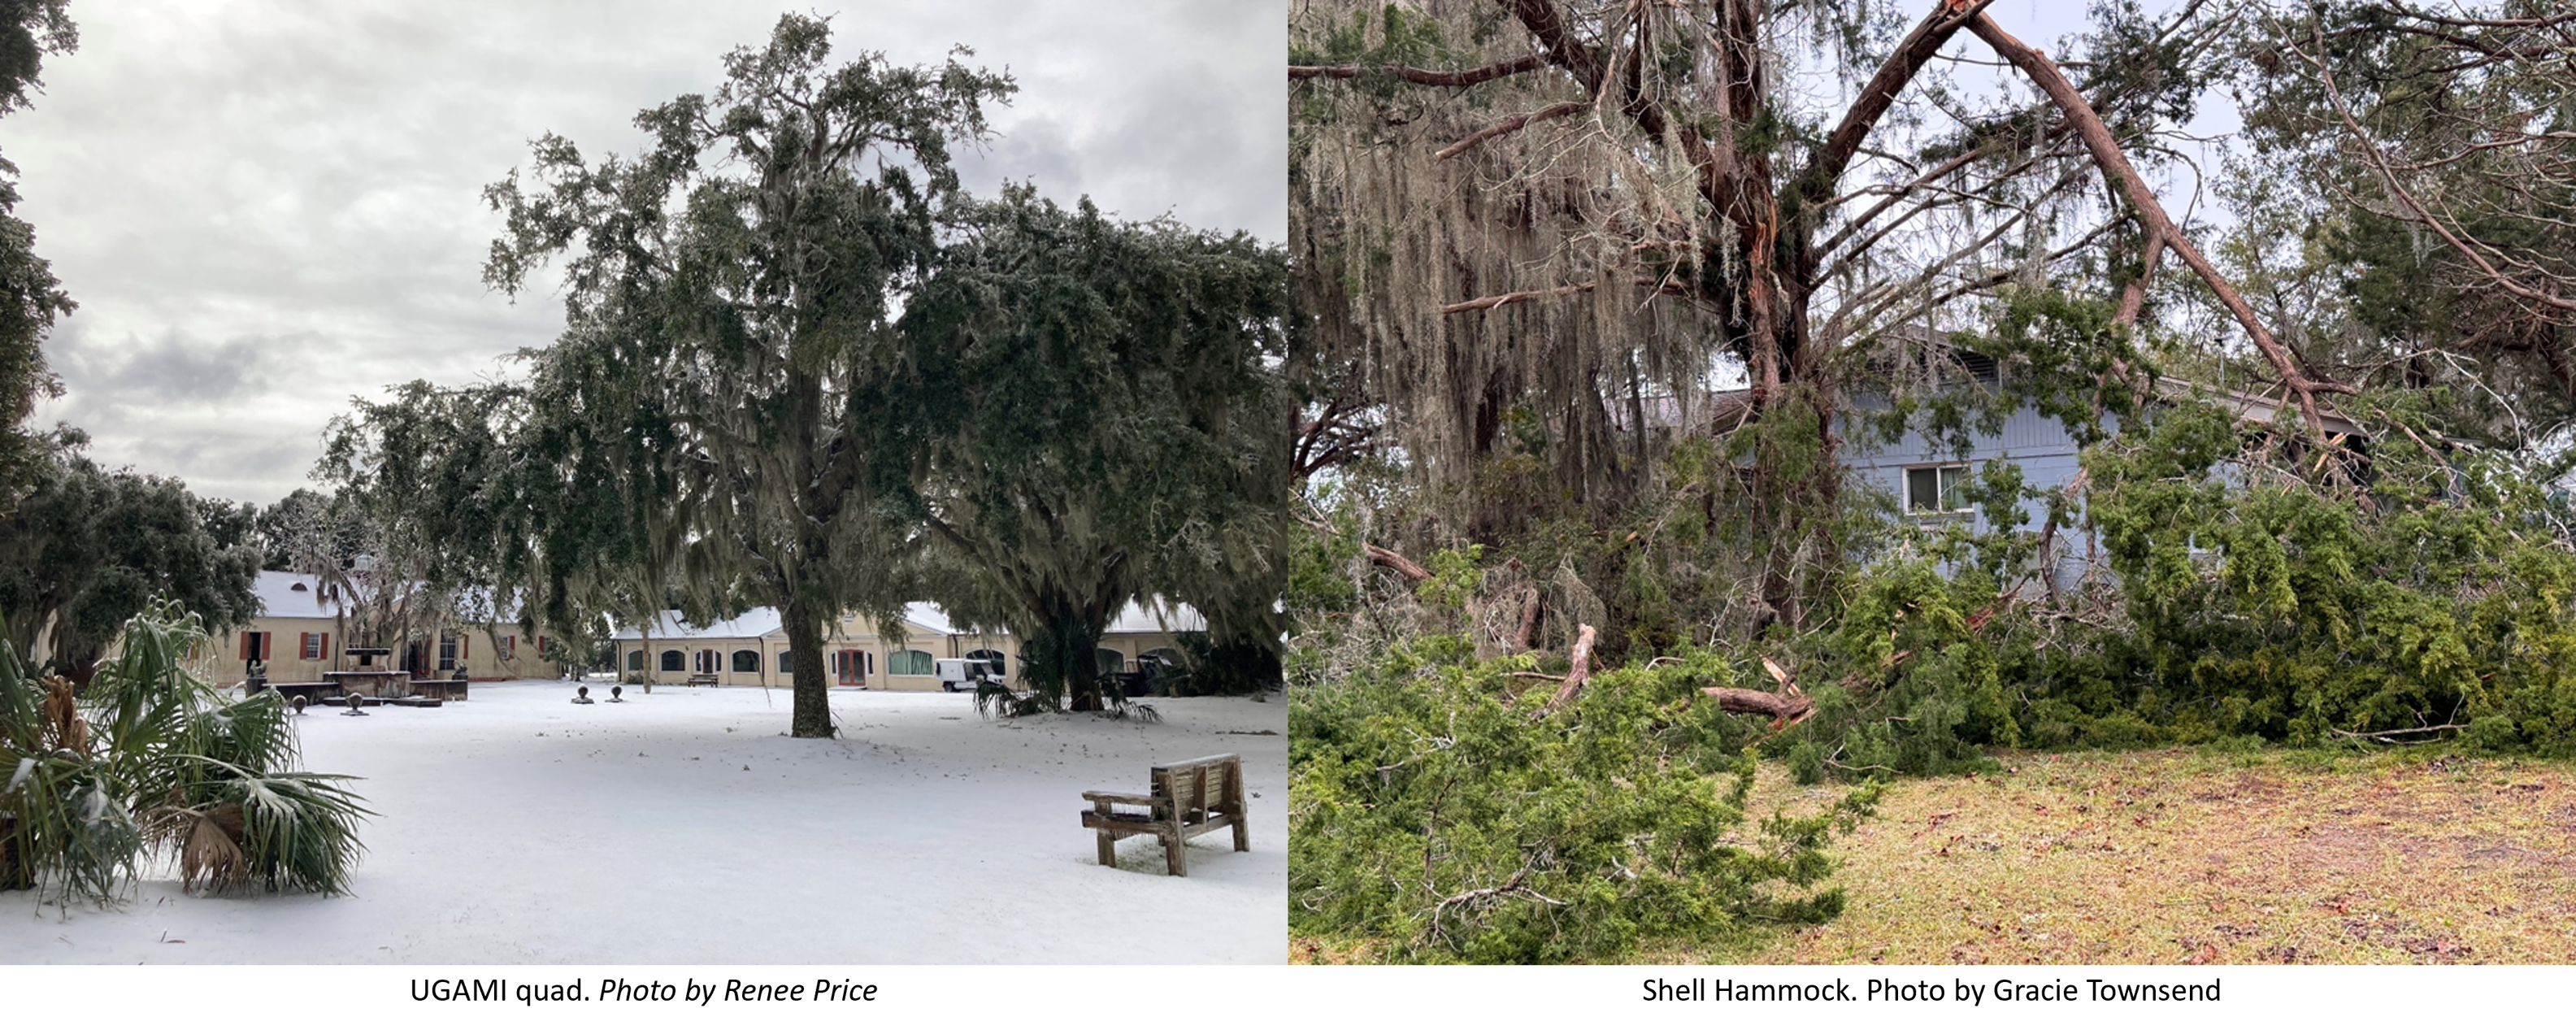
<box><xmin>1108</xmin><ymin>598</ymin><xmax>1206</xmax><ymax>635</ymax></box>
<box><xmin>612</xmin><ymin>608</ymin><xmax>785</xmax><ymax>641</ymax></box>
<box><xmin>251</xmin><ymin>571</ymin><xmax>346</xmax><ymax>619</ymax></box>
<box><xmin>611</xmin><ymin>598</ymin><xmax>1207</xmax><ymax>642</ymax></box>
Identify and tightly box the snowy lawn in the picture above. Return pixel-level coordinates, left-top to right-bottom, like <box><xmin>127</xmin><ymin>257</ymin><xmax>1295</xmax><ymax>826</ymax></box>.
<box><xmin>2</xmin><ymin>681</ymin><xmax>1287</xmax><ymax>964</ymax></box>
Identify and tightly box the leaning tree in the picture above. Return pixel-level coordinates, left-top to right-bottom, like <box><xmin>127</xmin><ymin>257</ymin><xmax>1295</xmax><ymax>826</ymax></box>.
<box><xmin>479</xmin><ymin>14</ymin><xmax>1014</xmax><ymax>737</ymax></box>
<box><xmin>1291</xmin><ymin>0</ymin><xmax>2355</xmax><ymax>628</ymax></box>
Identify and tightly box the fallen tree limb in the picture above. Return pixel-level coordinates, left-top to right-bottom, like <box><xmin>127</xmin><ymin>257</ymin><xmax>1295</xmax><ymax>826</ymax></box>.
<box><xmin>1701</xmin><ymin>687</ymin><xmax>1818</xmax><ymax>728</ymax></box>
<box><xmin>1540</xmin><ymin>624</ymin><xmax>1597</xmax><ymax>715</ymax></box>
<box><xmin>1297</xmin><ymin>515</ymin><xmax>1434</xmax><ymax>582</ymax></box>
<box><xmin>2328</xmin><ymin>724</ymin><xmax>2467</xmax><ymax>744</ymax></box>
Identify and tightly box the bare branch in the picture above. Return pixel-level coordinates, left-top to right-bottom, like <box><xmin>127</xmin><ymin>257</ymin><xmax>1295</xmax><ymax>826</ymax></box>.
<box><xmin>1289</xmin><ymin>54</ymin><xmax>1548</xmax><ymax>87</ymax></box>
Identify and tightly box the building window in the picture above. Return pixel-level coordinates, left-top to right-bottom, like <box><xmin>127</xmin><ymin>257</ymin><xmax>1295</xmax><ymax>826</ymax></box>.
<box><xmin>536</xmin><ymin>636</ymin><xmax>551</xmax><ymax>661</ymax></box>
<box><xmin>497</xmin><ymin>635</ymin><xmax>515</xmax><ymax>661</ymax></box>
<box><xmin>777</xmin><ymin>650</ymin><xmax>794</xmax><ymax>676</ymax></box>
<box><xmin>660</xmin><ymin>650</ymin><xmax>684</xmax><ymax>671</ymax></box>
<box><xmin>628</xmin><ymin>650</ymin><xmax>644</xmax><ymax>671</ymax></box>
<box><xmin>732</xmin><ymin>649</ymin><xmax>760</xmax><ymax>673</ymax></box>
<box><xmin>833</xmin><ymin>649</ymin><xmax>867</xmax><ymax>685</ymax></box>
<box><xmin>965</xmin><ymin>648</ymin><xmax>1006</xmax><ymax>676</ymax></box>
<box><xmin>1095</xmin><ymin>648</ymin><xmax>1125</xmax><ymax>675</ymax></box>
<box><xmin>438</xmin><ymin>634</ymin><xmax>459</xmax><ymax>671</ymax></box>
<box><xmin>240</xmin><ymin>632</ymin><xmax>272</xmax><ymax>663</ymax></box>
<box><xmin>1905</xmin><ymin>464</ymin><xmax>1972</xmax><ymax>515</ymax></box>
<box><xmin>695</xmin><ymin>649</ymin><xmax>719</xmax><ymax>675</ymax></box>
<box><xmin>300</xmin><ymin>632</ymin><xmax>325</xmax><ymax>661</ymax></box>
<box><xmin>888</xmin><ymin>649</ymin><xmax>934</xmax><ymax>676</ymax></box>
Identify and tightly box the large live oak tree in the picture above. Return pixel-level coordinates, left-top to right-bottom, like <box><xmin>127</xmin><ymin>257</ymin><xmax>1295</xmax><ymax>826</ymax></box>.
<box><xmin>477</xmin><ymin>14</ymin><xmax>1013</xmax><ymax>737</ymax></box>
<box><xmin>895</xmin><ymin>189</ymin><xmax>1292</xmax><ymax>711</ymax></box>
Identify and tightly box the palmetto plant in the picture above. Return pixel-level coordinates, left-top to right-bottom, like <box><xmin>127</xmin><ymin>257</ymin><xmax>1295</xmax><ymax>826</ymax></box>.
<box><xmin>0</xmin><ymin>601</ymin><xmax>370</xmax><ymax>903</ymax></box>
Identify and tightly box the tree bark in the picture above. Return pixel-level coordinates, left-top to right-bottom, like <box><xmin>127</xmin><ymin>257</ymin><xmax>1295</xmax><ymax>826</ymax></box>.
<box><xmin>782</xmin><ymin>595</ymin><xmax>833</xmax><ymax>738</ymax></box>
<box><xmin>1700</xmin><ymin>686</ymin><xmax>1815</xmax><ymax>725</ymax></box>
<box><xmin>1512</xmin><ymin>585</ymin><xmax>1543</xmax><ymax>653</ymax></box>
<box><xmin>1542</xmin><ymin>623</ymin><xmax>1597</xmax><ymax>714</ymax></box>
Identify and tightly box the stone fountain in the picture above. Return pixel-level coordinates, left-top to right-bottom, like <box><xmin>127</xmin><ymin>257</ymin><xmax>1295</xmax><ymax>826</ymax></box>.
<box><xmin>322</xmin><ymin>646</ymin><xmax>411</xmax><ymax>699</ymax></box>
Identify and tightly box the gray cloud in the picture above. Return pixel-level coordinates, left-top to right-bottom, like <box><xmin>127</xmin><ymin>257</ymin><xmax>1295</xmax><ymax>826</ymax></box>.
<box><xmin>10</xmin><ymin>0</ymin><xmax>1284</xmax><ymax>504</ymax></box>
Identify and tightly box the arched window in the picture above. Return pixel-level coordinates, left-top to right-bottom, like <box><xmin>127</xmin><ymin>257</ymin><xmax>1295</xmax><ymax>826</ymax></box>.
<box><xmin>627</xmin><ymin>650</ymin><xmax>644</xmax><ymax>671</ymax></box>
<box><xmin>659</xmin><ymin>650</ymin><xmax>684</xmax><ymax>671</ymax></box>
<box><xmin>732</xmin><ymin>650</ymin><xmax>760</xmax><ymax>673</ymax></box>
<box><xmin>776</xmin><ymin>650</ymin><xmax>794</xmax><ymax>675</ymax></box>
<box><xmin>1096</xmin><ymin>648</ymin><xmax>1126</xmax><ymax>675</ymax></box>
<box><xmin>888</xmin><ymin>649</ymin><xmax>935</xmax><ymax>676</ymax></box>
<box><xmin>965</xmin><ymin>648</ymin><xmax>1006</xmax><ymax>676</ymax></box>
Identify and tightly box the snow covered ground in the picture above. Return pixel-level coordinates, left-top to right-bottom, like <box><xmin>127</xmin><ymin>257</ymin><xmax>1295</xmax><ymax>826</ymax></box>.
<box><xmin>2</xmin><ymin>681</ymin><xmax>1288</xmax><ymax>964</ymax></box>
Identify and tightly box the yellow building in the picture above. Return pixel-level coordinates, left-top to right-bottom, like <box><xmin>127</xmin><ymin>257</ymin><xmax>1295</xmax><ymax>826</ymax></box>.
<box><xmin>226</xmin><ymin>571</ymin><xmax>569</xmax><ymax>686</ymax></box>
<box><xmin>611</xmin><ymin>601</ymin><xmax>1201</xmax><ymax>692</ymax></box>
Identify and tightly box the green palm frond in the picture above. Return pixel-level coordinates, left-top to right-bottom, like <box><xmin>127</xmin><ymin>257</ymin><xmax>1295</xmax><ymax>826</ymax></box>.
<box><xmin>2</xmin><ymin>600</ymin><xmax>371</xmax><ymax>903</ymax></box>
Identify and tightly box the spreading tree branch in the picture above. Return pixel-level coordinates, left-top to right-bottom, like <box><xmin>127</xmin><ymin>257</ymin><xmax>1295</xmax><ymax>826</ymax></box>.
<box><xmin>1970</xmin><ymin>11</ymin><xmax>2353</xmax><ymax>441</ymax></box>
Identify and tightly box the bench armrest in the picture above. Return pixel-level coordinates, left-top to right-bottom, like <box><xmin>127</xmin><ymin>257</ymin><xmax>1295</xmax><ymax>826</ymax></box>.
<box><xmin>1082</xmin><ymin>791</ymin><xmax>1164</xmax><ymax>807</ymax></box>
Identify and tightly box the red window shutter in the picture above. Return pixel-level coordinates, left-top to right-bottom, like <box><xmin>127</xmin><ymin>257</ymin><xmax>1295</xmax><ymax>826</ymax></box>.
<box><xmin>463</xmin><ymin>635</ymin><xmax>471</xmax><ymax>659</ymax></box>
<box><xmin>322</xmin><ymin>632</ymin><xmax>330</xmax><ymax>658</ymax></box>
<box><xmin>240</xmin><ymin>632</ymin><xmax>252</xmax><ymax>660</ymax></box>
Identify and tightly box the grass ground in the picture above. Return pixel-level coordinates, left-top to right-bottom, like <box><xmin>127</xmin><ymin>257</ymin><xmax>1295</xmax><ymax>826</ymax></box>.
<box><xmin>1297</xmin><ymin>747</ymin><xmax>2576</xmax><ymax>964</ymax></box>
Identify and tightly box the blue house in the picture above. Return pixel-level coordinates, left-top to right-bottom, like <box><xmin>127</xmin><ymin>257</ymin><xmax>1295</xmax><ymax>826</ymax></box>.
<box><xmin>1835</xmin><ymin>358</ymin><xmax>2367</xmax><ymax>591</ymax></box>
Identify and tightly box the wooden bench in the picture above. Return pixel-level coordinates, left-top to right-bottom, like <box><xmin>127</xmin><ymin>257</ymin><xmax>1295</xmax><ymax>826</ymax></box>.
<box><xmin>1080</xmin><ymin>754</ymin><xmax>1249</xmax><ymax>876</ymax></box>
<box><xmin>685</xmin><ymin>673</ymin><xmax>719</xmax><ymax>687</ymax></box>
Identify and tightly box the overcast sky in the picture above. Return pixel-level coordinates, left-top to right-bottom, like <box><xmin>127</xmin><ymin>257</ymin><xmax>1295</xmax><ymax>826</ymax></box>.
<box><xmin>7</xmin><ymin>1</ymin><xmax>1286</xmax><ymax>505</ymax></box>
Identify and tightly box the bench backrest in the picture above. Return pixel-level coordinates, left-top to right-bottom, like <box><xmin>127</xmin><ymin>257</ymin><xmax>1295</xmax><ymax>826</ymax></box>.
<box><xmin>1150</xmin><ymin>754</ymin><xmax>1241</xmax><ymax>815</ymax></box>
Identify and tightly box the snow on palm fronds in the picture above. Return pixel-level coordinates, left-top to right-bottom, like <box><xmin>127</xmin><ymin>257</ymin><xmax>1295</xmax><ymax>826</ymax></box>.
<box><xmin>1</xmin><ymin>600</ymin><xmax>371</xmax><ymax>904</ymax></box>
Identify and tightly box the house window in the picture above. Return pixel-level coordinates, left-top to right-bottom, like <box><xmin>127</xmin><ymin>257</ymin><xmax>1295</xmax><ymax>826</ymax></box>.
<box><xmin>239</xmin><ymin>632</ymin><xmax>272</xmax><ymax>663</ymax></box>
<box><xmin>888</xmin><ymin>649</ymin><xmax>934</xmax><ymax>676</ymax></box>
<box><xmin>1096</xmin><ymin>648</ymin><xmax>1125</xmax><ymax>675</ymax></box>
<box><xmin>1904</xmin><ymin>464</ymin><xmax>1972</xmax><ymax>515</ymax></box>
<box><xmin>497</xmin><ymin>635</ymin><xmax>515</xmax><ymax>661</ymax></box>
<box><xmin>628</xmin><ymin>650</ymin><xmax>644</xmax><ymax>671</ymax></box>
<box><xmin>300</xmin><ymin>632</ymin><xmax>324</xmax><ymax>661</ymax></box>
<box><xmin>833</xmin><ymin>650</ymin><xmax>867</xmax><ymax>685</ymax></box>
<box><xmin>536</xmin><ymin>636</ymin><xmax>551</xmax><ymax>661</ymax></box>
<box><xmin>438</xmin><ymin>634</ymin><xmax>458</xmax><ymax>671</ymax></box>
<box><xmin>732</xmin><ymin>649</ymin><xmax>760</xmax><ymax>673</ymax></box>
<box><xmin>777</xmin><ymin>650</ymin><xmax>793</xmax><ymax>675</ymax></box>
<box><xmin>660</xmin><ymin>650</ymin><xmax>684</xmax><ymax>671</ymax></box>
<box><xmin>695</xmin><ymin>649</ymin><xmax>719</xmax><ymax>675</ymax></box>
<box><xmin>965</xmin><ymin>648</ymin><xmax>1006</xmax><ymax>676</ymax></box>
